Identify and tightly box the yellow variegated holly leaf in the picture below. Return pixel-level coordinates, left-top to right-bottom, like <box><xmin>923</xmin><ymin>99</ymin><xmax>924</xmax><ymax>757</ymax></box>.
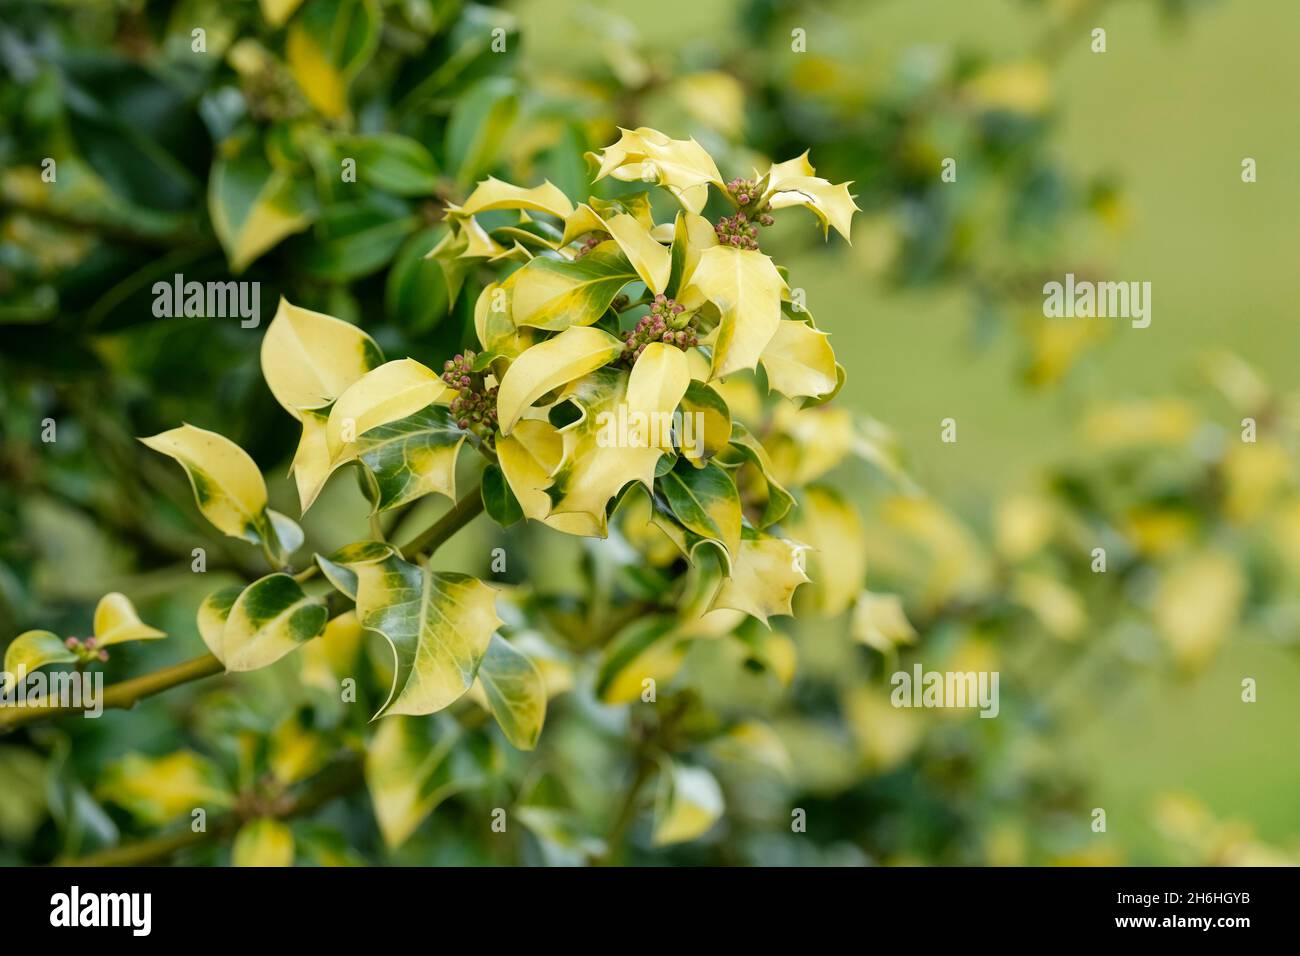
<box><xmin>766</xmin><ymin>404</ymin><xmax>857</xmax><ymax>486</ymax></box>
<box><xmin>97</xmin><ymin>751</ymin><xmax>233</xmax><ymax>825</ymax></box>
<box><xmin>765</xmin><ymin>175</ymin><xmax>858</xmax><ymax>242</ymax></box>
<box><xmin>209</xmin><ymin>140</ymin><xmax>314</xmax><ymax>274</ymax></box>
<box><xmin>656</xmin><ymin>460</ymin><xmax>743</xmax><ymax>561</ymax></box>
<box><xmin>508</xmin><ymin>244</ymin><xmax>638</xmax><ymax>331</ymax></box>
<box><xmin>851</xmin><ymin>591</ymin><xmax>917</xmax><ymax>653</ymax></box>
<box><xmin>232</xmin><ymin>818</ymin><xmax>294</xmax><ymax>867</ymax></box>
<box><xmin>471</xmin><ymin>634</ymin><xmax>546</xmax><ymax>750</ymax></box>
<box><xmin>595</xmin><ymin>616</ymin><xmax>688</xmax><ymax>704</ymax></box>
<box><xmin>196</xmin><ymin>585</ymin><xmax>241</xmax><ymax>662</ymax></box>
<box><xmin>268</xmin><ymin>712</ymin><xmax>331</xmax><ymax>785</ymax></box>
<box><xmin>561</xmin><ymin>204</ymin><xmax>670</xmax><ymax>294</ymax></box>
<box><xmin>349</xmin><ymin>555</ymin><xmax>501</xmax><ymax>717</ymax></box>
<box><xmin>261</xmin><ymin>299</ymin><xmax>384</xmax><ymax>419</ymax></box>
<box><xmin>285</xmin><ymin>0</ymin><xmax>379</xmax><ymax>119</ymax></box>
<box><xmin>289</xmin><ymin>409</ymin><xmax>333</xmax><ymax>512</ymax></box>
<box><xmin>301</xmin><ymin>609</ymin><xmax>364</xmax><ymax>692</ymax></box>
<box><xmin>496</xmin><ymin>326</ymin><xmax>624</xmax><ymax>435</ymax></box>
<box><xmin>93</xmin><ymin>592</ymin><xmax>166</xmax><ymax>647</ymax></box>
<box><xmin>474</xmin><ymin>281</ymin><xmax>537</xmax><ymax>359</ymax></box>
<box><xmin>679</xmin><ymin>380</ymin><xmax>731</xmax><ymax>464</ymax></box>
<box><xmin>628</xmin><ymin>342</ymin><xmax>691</xmax><ymax>452</ymax></box>
<box><xmin>365</xmin><ymin>715</ymin><xmax>480</xmax><ymax>849</ymax></box>
<box><xmin>220</xmin><ymin>574</ymin><xmax>330</xmax><ymax>672</ymax></box>
<box><xmin>652</xmin><ymin>762</ymin><xmax>724</xmax><ymax>846</ymax></box>
<box><xmin>667</xmin><ymin>211</ymin><xmax>717</xmax><ymax>300</ymax></box>
<box><xmin>762</xmin><ymin>152</ymin><xmax>859</xmax><ymax>242</ymax></box>
<box><xmin>259</xmin><ymin>0</ymin><xmax>304</xmax><ymax>28</ymax></box>
<box><xmin>354</xmin><ymin>406</ymin><xmax>465</xmax><ymax>512</ymax></box>
<box><xmin>139</xmin><ymin>424</ymin><xmax>274</xmax><ymax>545</ymax></box>
<box><xmin>785</xmin><ymin>485</ymin><xmax>865</xmax><ymax>616</ymax></box>
<box><xmin>725</xmin><ymin>422</ymin><xmax>795</xmax><ymax>528</ymax></box>
<box><xmin>2</xmin><ymin>631</ymin><xmax>74</xmax><ymax>691</ymax></box>
<box><xmin>591</xmin><ymin>127</ymin><xmax>723</xmax><ymax>214</ymax></box>
<box><xmin>326</xmin><ymin>358</ymin><xmax>449</xmax><ymax>462</ymax></box>
<box><xmin>760</xmin><ymin>320</ymin><xmax>839</xmax><ymax>400</ymax></box>
<box><xmin>685</xmin><ymin>246</ymin><xmax>785</xmax><ymax>380</ymax></box>
<box><xmin>546</xmin><ymin>367</ymin><xmax>671</xmax><ymax>536</ymax></box>
<box><xmin>495</xmin><ymin>418</ymin><xmax>604</xmax><ymax>537</ymax></box>
<box><xmin>712</xmin><ymin>530</ymin><xmax>810</xmax><ymax>625</ymax></box>
<box><xmin>451</xmin><ymin>177</ymin><xmax>574</xmax><ymax>220</ymax></box>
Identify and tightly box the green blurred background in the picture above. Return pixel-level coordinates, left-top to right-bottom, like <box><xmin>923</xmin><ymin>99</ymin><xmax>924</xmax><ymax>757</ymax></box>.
<box><xmin>520</xmin><ymin>0</ymin><xmax>1300</xmax><ymax>861</ymax></box>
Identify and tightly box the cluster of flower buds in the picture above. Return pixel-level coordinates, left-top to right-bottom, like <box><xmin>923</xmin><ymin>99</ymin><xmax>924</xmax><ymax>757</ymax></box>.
<box><xmin>575</xmin><ymin>231</ymin><xmax>611</xmax><ymax>258</ymax></box>
<box><xmin>622</xmin><ymin>294</ymin><xmax>698</xmax><ymax>364</ymax></box>
<box><xmin>441</xmin><ymin>351</ymin><xmax>499</xmax><ymax>442</ymax></box>
<box><xmin>65</xmin><ymin>636</ymin><xmax>108</xmax><ymax>663</ymax></box>
<box><xmin>715</xmin><ymin>178</ymin><xmax>776</xmax><ymax>251</ymax></box>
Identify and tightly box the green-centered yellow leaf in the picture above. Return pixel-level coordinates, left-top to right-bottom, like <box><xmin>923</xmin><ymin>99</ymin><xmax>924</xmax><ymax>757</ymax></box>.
<box><xmin>285</xmin><ymin>0</ymin><xmax>379</xmax><ymax>119</ymax></box>
<box><xmin>261</xmin><ymin>298</ymin><xmax>384</xmax><ymax>419</ymax></box>
<box><xmin>546</xmin><ymin>367</ymin><xmax>666</xmax><ymax>536</ymax></box>
<box><xmin>472</xmin><ymin>634</ymin><xmax>546</xmax><ymax>750</ymax></box>
<box><xmin>724</xmin><ymin>422</ymin><xmax>795</xmax><ymax>528</ymax></box>
<box><xmin>678</xmin><ymin>380</ymin><xmax>731</xmax><ymax>464</ymax></box>
<box><xmin>353</xmin><ymin>405</ymin><xmax>465</xmax><ymax>512</ymax></box>
<box><xmin>561</xmin><ymin>204</ymin><xmax>670</xmax><ymax>293</ymax></box>
<box><xmin>686</xmin><ymin>246</ymin><xmax>785</xmax><ymax>380</ymax></box>
<box><xmin>365</xmin><ymin>715</ymin><xmax>480</xmax><ymax>849</ymax></box>
<box><xmin>210</xmin><ymin>138</ymin><xmax>315</xmax><ymax>274</ymax></box>
<box><xmin>495</xmin><ymin>418</ymin><xmax>604</xmax><ymax>537</ymax></box>
<box><xmin>760</xmin><ymin>320</ymin><xmax>839</xmax><ymax>400</ymax></box>
<box><xmin>97</xmin><ymin>751</ymin><xmax>233</xmax><ymax>826</ymax></box>
<box><xmin>139</xmin><ymin>424</ymin><xmax>269</xmax><ymax>544</ymax></box>
<box><xmin>326</xmin><ymin>358</ymin><xmax>449</xmax><ymax>462</ymax></box>
<box><xmin>594</xmin><ymin>616</ymin><xmax>687</xmax><ymax>704</ymax></box>
<box><xmin>232</xmin><ymin>818</ymin><xmax>294</xmax><ymax>867</ymax></box>
<box><xmin>652</xmin><ymin>762</ymin><xmax>724</xmax><ymax>846</ymax></box>
<box><xmin>508</xmin><ymin>244</ymin><xmax>638</xmax><ymax>331</ymax></box>
<box><xmin>196</xmin><ymin>586</ymin><xmax>242</xmax><ymax>663</ymax></box>
<box><xmin>591</xmin><ymin>127</ymin><xmax>723</xmax><ymax>214</ymax></box>
<box><xmin>712</xmin><ymin>529</ymin><xmax>810</xmax><ymax>625</ymax></box>
<box><xmin>496</xmin><ymin>326</ymin><xmax>624</xmax><ymax>435</ymax></box>
<box><xmin>473</xmin><ymin>280</ymin><xmax>538</xmax><ymax>359</ymax></box>
<box><xmin>313</xmin><ymin>541</ymin><xmax>394</xmax><ymax>601</ymax></box>
<box><xmin>452</xmin><ymin>177</ymin><xmax>574</xmax><ymax>219</ymax></box>
<box><xmin>349</xmin><ymin>555</ymin><xmax>501</xmax><ymax>717</ymax></box>
<box><xmin>93</xmin><ymin>592</ymin><xmax>166</xmax><ymax>647</ymax></box>
<box><xmin>2</xmin><ymin>631</ymin><xmax>73</xmax><ymax>691</ymax></box>
<box><xmin>785</xmin><ymin>485</ymin><xmax>865</xmax><ymax>617</ymax></box>
<box><xmin>220</xmin><ymin>573</ymin><xmax>329</xmax><ymax>672</ymax></box>
<box><xmin>656</xmin><ymin>459</ymin><xmax>742</xmax><ymax>560</ymax></box>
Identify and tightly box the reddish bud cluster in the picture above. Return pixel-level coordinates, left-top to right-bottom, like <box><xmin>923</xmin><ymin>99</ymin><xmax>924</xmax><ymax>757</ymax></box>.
<box><xmin>64</xmin><ymin>636</ymin><xmax>109</xmax><ymax>663</ymax></box>
<box><xmin>576</xmin><ymin>231</ymin><xmax>611</xmax><ymax>258</ymax></box>
<box><xmin>717</xmin><ymin>178</ymin><xmax>776</xmax><ymax>250</ymax></box>
<box><xmin>622</xmin><ymin>294</ymin><xmax>698</xmax><ymax>365</ymax></box>
<box><xmin>441</xmin><ymin>352</ymin><xmax>499</xmax><ymax>441</ymax></box>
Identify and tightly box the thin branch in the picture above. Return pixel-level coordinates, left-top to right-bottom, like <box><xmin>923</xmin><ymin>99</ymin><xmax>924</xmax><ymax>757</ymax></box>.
<box><xmin>398</xmin><ymin>485</ymin><xmax>485</xmax><ymax>555</ymax></box>
<box><xmin>59</xmin><ymin>756</ymin><xmax>365</xmax><ymax>867</ymax></box>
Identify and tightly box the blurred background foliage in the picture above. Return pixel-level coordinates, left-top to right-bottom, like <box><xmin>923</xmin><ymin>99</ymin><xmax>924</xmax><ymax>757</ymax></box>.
<box><xmin>1</xmin><ymin>0</ymin><xmax>1297</xmax><ymax>865</ymax></box>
